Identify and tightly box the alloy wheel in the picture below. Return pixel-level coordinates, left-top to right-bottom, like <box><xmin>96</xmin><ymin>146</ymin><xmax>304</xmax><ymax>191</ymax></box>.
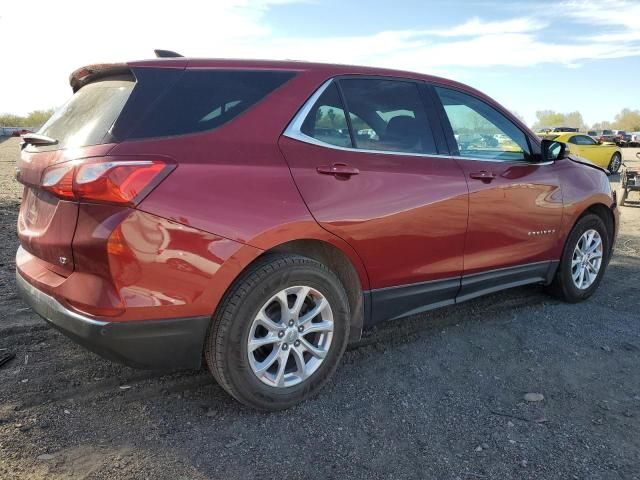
<box><xmin>610</xmin><ymin>154</ymin><xmax>621</xmax><ymax>173</ymax></box>
<box><xmin>571</xmin><ymin>229</ymin><xmax>603</xmax><ymax>290</ymax></box>
<box><xmin>247</xmin><ymin>286</ymin><xmax>334</xmax><ymax>388</ymax></box>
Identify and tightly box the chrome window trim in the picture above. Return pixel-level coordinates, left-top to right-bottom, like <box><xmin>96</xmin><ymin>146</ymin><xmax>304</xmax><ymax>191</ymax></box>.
<box><xmin>282</xmin><ymin>78</ymin><xmax>553</xmax><ymax>166</ymax></box>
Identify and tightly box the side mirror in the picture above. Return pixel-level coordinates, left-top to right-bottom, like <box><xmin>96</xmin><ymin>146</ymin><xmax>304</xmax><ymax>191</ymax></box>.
<box><xmin>541</xmin><ymin>139</ymin><xmax>568</xmax><ymax>162</ymax></box>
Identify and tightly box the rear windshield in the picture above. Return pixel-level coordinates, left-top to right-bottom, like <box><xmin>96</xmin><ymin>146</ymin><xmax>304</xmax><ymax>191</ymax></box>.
<box><xmin>126</xmin><ymin>70</ymin><xmax>295</xmax><ymax>139</ymax></box>
<box><xmin>38</xmin><ymin>76</ymin><xmax>134</xmax><ymax>149</ymax></box>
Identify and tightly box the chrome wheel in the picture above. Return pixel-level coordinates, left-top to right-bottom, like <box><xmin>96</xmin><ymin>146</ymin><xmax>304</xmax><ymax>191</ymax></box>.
<box><xmin>571</xmin><ymin>229</ymin><xmax>603</xmax><ymax>290</ymax></box>
<box><xmin>247</xmin><ymin>286</ymin><xmax>334</xmax><ymax>388</ymax></box>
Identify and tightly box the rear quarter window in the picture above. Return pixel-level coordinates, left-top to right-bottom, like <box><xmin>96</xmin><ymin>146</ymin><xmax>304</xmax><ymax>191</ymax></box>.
<box><xmin>127</xmin><ymin>70</ymin><xmax>296</xmax><ymax>139</ymax></box>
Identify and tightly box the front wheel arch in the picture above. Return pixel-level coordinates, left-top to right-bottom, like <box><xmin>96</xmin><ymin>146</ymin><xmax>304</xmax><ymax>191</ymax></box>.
<box><xmin>581</xmin><ymin>203</ymin><xmax>615</xmax><ymax>257</ymax></box>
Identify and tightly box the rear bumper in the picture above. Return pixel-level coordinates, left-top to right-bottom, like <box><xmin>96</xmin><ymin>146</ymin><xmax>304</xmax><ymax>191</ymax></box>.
<box><xmin>16</xmin><ymin>270</ymin><xmax>210</xmax><ymax>369</ymax></box>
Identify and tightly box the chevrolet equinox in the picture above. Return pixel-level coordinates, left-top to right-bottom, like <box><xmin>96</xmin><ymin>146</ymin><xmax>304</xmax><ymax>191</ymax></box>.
<box><xmin>16</xmin><ymin>53</ymin><xmax>619</xmax><ymax>410</ymax></box>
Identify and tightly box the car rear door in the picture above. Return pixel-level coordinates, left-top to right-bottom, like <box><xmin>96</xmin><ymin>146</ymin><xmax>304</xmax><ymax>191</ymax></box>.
<box><xmin>279</xmin><ymin>77</ymin><xmax>469</xmax><ymax>322</ymax></box>
<box><xmin>431</xmin><ymin>85</ymin><xmax>563</xmax><ymax>301</ymax></box>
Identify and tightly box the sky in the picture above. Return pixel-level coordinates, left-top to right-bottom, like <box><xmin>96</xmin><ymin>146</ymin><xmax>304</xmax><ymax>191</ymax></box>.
<box><xmin>1</xmin><ymin>0</ymin><xmax>639</xmax><ymax>126</ymax></box>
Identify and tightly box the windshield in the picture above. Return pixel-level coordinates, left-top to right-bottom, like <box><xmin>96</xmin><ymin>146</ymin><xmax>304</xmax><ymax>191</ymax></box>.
<box><xmin>38</xmin><ymin>76</ymin><xmax>134</xmax><ymax>149</ymax></box>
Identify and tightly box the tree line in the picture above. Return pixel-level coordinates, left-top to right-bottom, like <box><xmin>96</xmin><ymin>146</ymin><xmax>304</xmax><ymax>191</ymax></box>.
<box><xmin>0</xmin><ymin>109</ymin><xmax>54</xmax><ymax>128</ymax></box>
<box><xmin>531</xmin><ymin>108</ymin><xmax>640</xmax><ymax>132</ymax></box>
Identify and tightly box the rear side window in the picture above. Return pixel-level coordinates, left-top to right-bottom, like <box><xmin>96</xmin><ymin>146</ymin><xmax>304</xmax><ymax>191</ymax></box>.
<box><xmin>128</xmin><ymin>70</ymin><xmax>295</xmax><ymax>139</ymax></box>
<box><xmin>38</xmin><ymin>76</ymin><xmax>134</xmax><ymax>149</ymax></box>
<box><xmin>339</xmin><ymin>79</ymin><xmax>437</xmax><ymax>154</ymax></box>
<box><xmin>300</xmin><ymin>83</ymin><xmax>352</xmax><ymax>148</ymax></box>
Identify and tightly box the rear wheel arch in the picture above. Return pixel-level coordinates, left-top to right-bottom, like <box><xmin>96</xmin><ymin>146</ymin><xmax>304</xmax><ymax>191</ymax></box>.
<box><xmin>267</xmin><ymin>239</ymin><xmax>366</xmax><ymax>342</ymax></box>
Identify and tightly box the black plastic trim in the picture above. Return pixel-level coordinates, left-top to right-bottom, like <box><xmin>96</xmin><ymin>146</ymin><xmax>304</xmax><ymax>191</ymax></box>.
<box><xmin>457</xmin><ymin>261</ymin><xmax>557</xmax><ymax>303</ymax></box>
<box><xmin>16</xmin><ymin>271</ymin><xmax>209</xmax><ymax>370</ymax></box>
<box><xmin>364</xmin><ymin>261</ymin><xmax>559</xmax><ymax>327</ymax></box>
<box><xmin>368</xmin><ymin>277</ymin><xmax>460</xmax><ymax>326</ymax></box>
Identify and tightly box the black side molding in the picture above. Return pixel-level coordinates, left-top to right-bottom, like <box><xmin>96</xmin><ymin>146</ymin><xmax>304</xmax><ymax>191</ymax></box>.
<box><xmin>364</xmin><ymin>261</ymin><xmax>560</xmax><ymax>327</ymax></box>
<box><xmin>368</xmin><ymin>277</ymin><xmax>460</xmax><ymax>326</ymax></box>
<box><xmin>457</xmin><ymin>261</ymin><xmax>557</xmax><ymax>303</ymax></box>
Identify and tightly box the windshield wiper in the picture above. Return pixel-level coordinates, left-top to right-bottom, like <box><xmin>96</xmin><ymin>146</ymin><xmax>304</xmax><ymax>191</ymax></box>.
<box><xmin>21</xmin><ymin>133</ymin><xmax>58</xmax><ymax>147</ymax></box>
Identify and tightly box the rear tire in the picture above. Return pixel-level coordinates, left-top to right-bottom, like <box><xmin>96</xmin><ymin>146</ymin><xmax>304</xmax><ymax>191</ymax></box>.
<box><xmin>205</xmin><ymin>254</ymin><xmax>350</xmax><ymax>410</ymax></box>
<box><xmin>608</xmin><ymin>153</ymin><xmax>622</xmax><ymax>174</ymax></box>
<box><xmin>547</xmin><ymin>214</ymin><xmax>610</xmax><ymax>303</ymax></box>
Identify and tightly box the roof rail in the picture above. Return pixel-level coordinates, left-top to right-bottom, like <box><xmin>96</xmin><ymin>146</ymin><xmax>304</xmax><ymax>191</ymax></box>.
<box><xmin>154</xmin><ymin>49</ymin><xmax>183</xmax><ymax>58</ymax></box>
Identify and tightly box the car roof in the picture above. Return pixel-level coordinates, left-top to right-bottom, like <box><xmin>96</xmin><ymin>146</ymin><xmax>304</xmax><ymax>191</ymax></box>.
<box><xmin>126</xmin><ymin>57</ymin><xmax>471</xmax><ymax>89</ymax></box>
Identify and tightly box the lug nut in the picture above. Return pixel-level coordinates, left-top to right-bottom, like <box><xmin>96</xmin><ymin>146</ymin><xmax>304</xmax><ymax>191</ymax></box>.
<box><xmin>294</xmin><ymin>340</ymin><xmax>300</xmax><ymax>347</ymax></box>
<box><xmin>297</xmin><ymin>326</ymin><xmax>304</xmax><ymax>333</ymax></box>
<box><xmin>278</xmin><ymin>331</ymin><xmax>284</xmax><ymax>338</ymax></box>
<box><xmin>282</xmin><ymin>343</ymin><xmax>289</xmax><ymax>350</ymax></box>
<box><xmin>288</xmin><ymin>320</ymin><xmax>294</xmax><ymax>326</ymax></box>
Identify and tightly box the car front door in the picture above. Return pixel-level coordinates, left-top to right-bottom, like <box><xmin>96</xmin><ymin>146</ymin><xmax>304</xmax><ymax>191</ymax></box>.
<box><xmin>432</xmin><ymin>86</ymin><xmax>563</xmax><ymax>301</ymax></box>
<box><xmin>279</xmin><ymin>77</ymin><xmax>469</xmax><ymax>322</ymax></box>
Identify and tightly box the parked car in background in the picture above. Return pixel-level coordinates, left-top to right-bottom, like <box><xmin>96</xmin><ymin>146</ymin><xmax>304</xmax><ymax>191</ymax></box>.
<box><xmin>612</xmin><ymin>130</ymin><xmax>627</xmax><ymax>146</ymax></box>
<box><xmin>587</xmin><ymin>130</ymin><xmax>597</xmax><ymax>137</ymax></box>
<box><xmin>593</xmin><ymin>130</ymin><xmax>617</xmax><ymax>143</ymax></box>
<box><xmin>15</xmin><ymin>55</ymin><xmax>619</xmax><ymax>410</ymax></box>
<box><xmin>542</xmin><ymin>132</ymin><xmax>623</xmax><ymax>173</ymax></box>
<box><xmin>10</xmin><ymin>129</ymin><xmax>33</xmax><ymax>137</ymax></box>
<box><xmin>629</xmin><ymin>132</ymin><xmax>640</xmax><ymax>147</ymax></box>
<box><xmin>552</xmin><ymin>127</ymin><xmax>579</xmax><ymax>132</ymax></box>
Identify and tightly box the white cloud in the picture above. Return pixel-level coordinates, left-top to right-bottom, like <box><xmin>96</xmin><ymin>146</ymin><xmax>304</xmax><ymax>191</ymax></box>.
<box><xmin>0</xmin><ymin>0</ymin><xmax>639</xmax><ymax>115</ymax></box>
<box><xmin>425</xmin><ymin>17</ymin><xmax>547</xmax><ymax>37</ymax></box>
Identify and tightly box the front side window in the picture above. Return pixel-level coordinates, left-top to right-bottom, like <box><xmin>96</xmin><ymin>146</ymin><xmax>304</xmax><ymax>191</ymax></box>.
<box><xmin>435</xmin><ymin>86</ymin><xmax>531</xmax><ymax>161</ymax></box>
<box><xmin>300</xmin><ymin>83</ymin><xmax>352</xmax><ymax>148</ymax></box>
<box><xmin>339</xmin><ymin>79</ymin><xmax>437</xmax><ymax>154</ymax></box>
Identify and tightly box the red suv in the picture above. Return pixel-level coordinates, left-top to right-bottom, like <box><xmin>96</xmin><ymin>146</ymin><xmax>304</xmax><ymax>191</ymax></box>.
<box><xmin>16</xmin><ymin>55</ymin><xmax>618</xmax><ymax>410</ymax></box>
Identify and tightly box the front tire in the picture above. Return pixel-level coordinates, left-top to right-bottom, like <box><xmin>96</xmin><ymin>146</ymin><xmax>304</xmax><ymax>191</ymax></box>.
<box><xmin>205</xmin><ymin>254</ymin><xmax>350</xmax><ymax>410</ymax></box>
<box><xmin>608</xmin><ymin>153</ymin><xmax>622</xmax><ymax>174</ymax></box>
<box><xmin>547</xmin><ymin>214</ymin><xmax>610</xmax><ymax>303</ymax></box>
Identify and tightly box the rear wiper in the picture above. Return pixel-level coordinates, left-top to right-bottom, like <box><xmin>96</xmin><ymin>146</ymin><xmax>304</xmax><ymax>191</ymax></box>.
<box><xmin>21</xmin><ymin>133</ymin><xmax>58</xmax><ymax>149</ymax></box>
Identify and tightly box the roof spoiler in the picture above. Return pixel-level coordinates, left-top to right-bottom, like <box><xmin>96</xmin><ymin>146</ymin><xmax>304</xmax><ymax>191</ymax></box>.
<box><xmin>69</xmin><ymin>51</ymin><xmax>183</xmax><ymax>92</ymax></box>
<box><xmin>69</xmin><ymin>63</ymin><xmax>131</xmax><ymax>92</ymax></box>
<box><xmin>154</xmin><ymin>49</ymin><xmax>183</xmax><ymax>58</ymax></box>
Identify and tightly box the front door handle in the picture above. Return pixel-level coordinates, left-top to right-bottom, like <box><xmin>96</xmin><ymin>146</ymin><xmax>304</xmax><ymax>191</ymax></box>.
<box><xmin>317</xmin><ymin>163</ymin><xmax>360</xmax><ymax>178</ymax></box>
<box><xmin>469</xmin><ymin>171</ymin><xmax>496</xmax><ymax>182</ymax></box>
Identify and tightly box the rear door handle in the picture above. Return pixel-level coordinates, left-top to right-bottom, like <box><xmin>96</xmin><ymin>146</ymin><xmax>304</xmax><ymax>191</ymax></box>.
<box><xmin>317</xmin><ymin>163</ymin><xmax>360</xmax><ymax>177</ymax></box>
<box><xmin>469</xmin><ymin>171</ymin><xmax>496</xmax><ymax>182</ymax></box>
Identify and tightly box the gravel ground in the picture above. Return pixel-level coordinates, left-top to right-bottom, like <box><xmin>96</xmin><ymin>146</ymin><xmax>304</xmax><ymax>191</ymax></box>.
<box><xmin>1</xmin><ymin>136</ymin><xmax>639</xmax><ymax>479</ymax></box>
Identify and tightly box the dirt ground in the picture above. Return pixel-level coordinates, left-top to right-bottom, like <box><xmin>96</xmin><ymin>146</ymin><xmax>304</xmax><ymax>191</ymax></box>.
<box><xmin>1</xmin><ymin>136</ymin><xmax>639</xmax><ymax>480</ymax></box>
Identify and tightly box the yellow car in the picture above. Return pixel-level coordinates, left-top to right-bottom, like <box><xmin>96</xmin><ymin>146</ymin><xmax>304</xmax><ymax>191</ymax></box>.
<box><xmin>541</xmin><ymin>132</ymin><xmax>622</xmax><ymax>173</ymax></box>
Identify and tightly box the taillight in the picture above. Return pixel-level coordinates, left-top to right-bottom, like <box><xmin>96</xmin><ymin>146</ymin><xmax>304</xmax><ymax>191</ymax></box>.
<box><xmin>41</xmin><ymin>163</ymin><xmax>75</xmax><ymax>199</ymax></box>
<box><xmin>40</xmin><ymin>157</ymin><xmax>174</xmax><ymax>206</ymax></box>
